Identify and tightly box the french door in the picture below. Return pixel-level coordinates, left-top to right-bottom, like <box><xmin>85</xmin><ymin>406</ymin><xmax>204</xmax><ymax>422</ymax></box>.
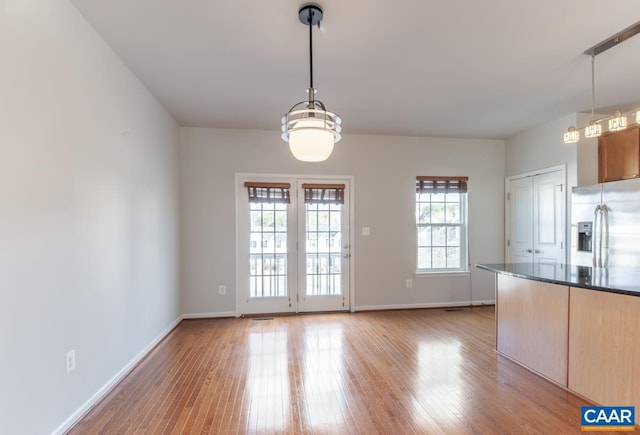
<box><xmin>237</xmin><ymin>176</ymin><xmax>351</xmax><ymax>315</ymax></box>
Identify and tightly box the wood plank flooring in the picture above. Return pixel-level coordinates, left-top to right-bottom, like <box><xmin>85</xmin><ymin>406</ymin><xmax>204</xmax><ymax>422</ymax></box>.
<box><xmin>68</xmin><ymin>308</ymin><xmax>628</xmax><ymax>434</ymax></box>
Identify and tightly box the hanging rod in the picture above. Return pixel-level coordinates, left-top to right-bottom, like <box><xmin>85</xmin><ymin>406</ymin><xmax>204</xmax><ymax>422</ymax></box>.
<box><xmin>584</xmin><ymin>20</ymin><xmax>640</xmax><ymax>56</ymax></box>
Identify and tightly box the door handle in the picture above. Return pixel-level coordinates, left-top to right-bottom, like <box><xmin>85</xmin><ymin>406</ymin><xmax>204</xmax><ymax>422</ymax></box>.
<box><xmin>534</xmin><ymin>249</ymin><xmax>543</xmax><ymax>254</ymax></box>
<box><xmin>343</xmin><ymin>253</ymin><xmax>350</xmax><ymax>258</ymax></box>
<box><xmin>525</xmin><ymin>249</ymin><xmax>533</xmax><ymax>253</ymax></box>
<box><xmin>601</xmin><ymin>204</ymin><xmax>609</xmax><ymax>268</ymax></box>
<box><xmin>593</xmin><ymin>205</ymin><xmax>601</xmax><ymax>267</ymax></box>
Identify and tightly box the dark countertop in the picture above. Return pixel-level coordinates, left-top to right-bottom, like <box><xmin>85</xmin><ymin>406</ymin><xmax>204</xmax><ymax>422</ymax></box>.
<box><xmin>476</xmin><ymin>263</ymin><xmax>640</xmax><ymax>297</ymax></box>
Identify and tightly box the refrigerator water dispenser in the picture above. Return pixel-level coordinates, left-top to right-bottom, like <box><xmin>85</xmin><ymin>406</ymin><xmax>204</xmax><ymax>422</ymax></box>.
<box><xmin>577</xmin><ymin>221</ymin><xmax>593</xmax><ymax>252</ymax></box>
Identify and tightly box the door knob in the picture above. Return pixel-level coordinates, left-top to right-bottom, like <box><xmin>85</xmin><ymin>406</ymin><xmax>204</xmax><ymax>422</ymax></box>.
<box><xmin>343</xmin><ymin>253</ymin><xmax>350</xmax><ymax>258</ymax></box>
<box><xmin>534</xmin><ymin>249</ymin><xmax>543</xmax><ymax>254</ymax></box>
<box><xmin>525</xmin><ymin>249</ymin><xmax>533</xmax><ymax>253</ymax></box>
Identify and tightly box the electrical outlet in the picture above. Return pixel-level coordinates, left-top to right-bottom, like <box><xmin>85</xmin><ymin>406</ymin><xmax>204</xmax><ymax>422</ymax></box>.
<box><xmin>219</xmin><ymin>285</ymin><xmax>226</xmax><ymax>295</ymax></box>
<box><xmin>406</xmin><ymin>279</ymin><xmax>413</xmax><ymax>288</ymax></box>
<box><xmin>66</xmin><ymin>350</ymin><xmax>76</xmax><ymax>373</ymax></box>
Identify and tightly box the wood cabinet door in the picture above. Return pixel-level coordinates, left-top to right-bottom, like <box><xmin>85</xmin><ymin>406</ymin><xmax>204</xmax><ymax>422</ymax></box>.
<box><xmin>569</xmin><ymin>287</ymin><xmax>640</xmax><ymax>424</ymax></box>
<box><xmin>598</xmin><ymin>126</ymin><xmax>640</xmax><ymax>183</ymax></box>
<box><xmin>496</xmin><ymin>274</ymin><xmax>569</xmax><ymax>386</ymax></box>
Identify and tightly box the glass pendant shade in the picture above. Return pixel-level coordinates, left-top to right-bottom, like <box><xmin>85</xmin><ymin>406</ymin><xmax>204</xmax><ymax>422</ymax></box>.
<box><xmin>564</xmin><ymin>126</ymin><xmax>580</xmax><ymax>144</ymax></box>
<box><xmin>608</xmin><ymin>111</ymin><xmax>627</xmax><ymax>131</ymax></box>
<box><xmin>288</xmin><ymin>118</ymin><xmax>335</xmax><ymax>162</ymax></box>
<box><xmin>281</xmin><ymin>5</ymin><xmax>341</xmax><ymax>162</ymax></box>
<box><xmin>585</xmin><ymin>122</ymin><xmax>602</xmax><ymax>138</ymax></box>
<box><xmin>282</xmin><ymin>104</ymin><xmax>341</xmax><ymax>161</ymax></box>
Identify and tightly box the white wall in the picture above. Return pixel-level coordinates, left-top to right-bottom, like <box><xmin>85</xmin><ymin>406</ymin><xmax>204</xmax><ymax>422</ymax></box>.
<box><xmin>506</xmin><ymin>112</ymin><xmax>599</xmax><ymax>186</ymax></box>
<box><xmin>576</xmin><ymin>112</ymin><xmax>600</xmax><ymax>186</ymax></box>
<box><xmin>505</xmin><ymin>113</ymin><xmax>600</xmax><ymax>264</ymax></box>
<box><xmin>0</xmin><ymin>1</ymin><xmax>180</xmax><ymax>434</ymax></box>
<box><xmin>179</xmin><ymin>127</ymin><xmax>505</xmax><ymax>315</ymax></box>
<box><xmin>505</xmin><ymin>115</ymin><xmax>577</xmax><ymax>264</ymax></box>
<box><xmin>506</xmin><ymin>113</ymin><xmax>578</xmax><ymax>183</ymax></box>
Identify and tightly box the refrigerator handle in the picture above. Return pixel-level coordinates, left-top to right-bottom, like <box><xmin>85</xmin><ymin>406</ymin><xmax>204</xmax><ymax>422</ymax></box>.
<box><xmin>601</xmin><ymin>204</ymin><xmax>609</xmax><ymax>268</ymax></box>
<box><xmin>593</xmin><ymin>205</ymin><xmax>601</xmax><ymax>268</ymax></box>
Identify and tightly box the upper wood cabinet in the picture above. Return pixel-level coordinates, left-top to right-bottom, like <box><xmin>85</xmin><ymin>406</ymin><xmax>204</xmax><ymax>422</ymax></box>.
<box><xmin>598</xmin><ymin>126</ymin><xmax>640</xmax><ymax>183</ymax></box>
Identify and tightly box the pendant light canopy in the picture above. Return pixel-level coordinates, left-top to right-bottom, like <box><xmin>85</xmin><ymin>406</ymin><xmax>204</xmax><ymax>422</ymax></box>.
<box><xmin>281</xmin><ymin>4</ymin><xmax>341</xmax><ymax>162</ymax></box>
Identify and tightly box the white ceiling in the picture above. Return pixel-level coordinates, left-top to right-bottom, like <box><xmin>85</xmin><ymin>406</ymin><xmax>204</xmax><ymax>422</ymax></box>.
<box><xmin>70</xmin><ymin>0</ymin><xmax>640</xmax><ymax>139</ymax></box>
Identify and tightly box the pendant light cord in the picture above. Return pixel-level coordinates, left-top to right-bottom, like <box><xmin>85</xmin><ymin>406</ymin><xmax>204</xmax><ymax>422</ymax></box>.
<box><xmin>309</xmin><ymin>12</ymin><xmax>314</xmax><ymax>93</ymax></box>
<box><xmin>591</xmin><ymin>54</ymin><xmax>596</xmax><ymax>120</ymax></box>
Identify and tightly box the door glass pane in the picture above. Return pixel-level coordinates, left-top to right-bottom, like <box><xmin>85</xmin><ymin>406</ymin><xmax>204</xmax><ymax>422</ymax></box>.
<box><xmin>275</xmin><ymin>211</ymin><xmax>287</xmax><ymax>232</ymax></box>
<box><xmin>329</xmin><ymin>232</ymin><xmax>342</xmax><ymax>253</ymax></box>
<box><xmin>305</xmin><ymin>202</ymin><xmax>342</xmax><ymax>296</ymax></box>
<box><xmin>249</xmin><ymin>202</ymin><xmax>288</xmax><ymax>298</ymax></box>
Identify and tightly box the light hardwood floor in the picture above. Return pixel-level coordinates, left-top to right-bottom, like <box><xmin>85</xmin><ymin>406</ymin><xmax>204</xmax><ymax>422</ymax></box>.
<box><xmin>68</xmin><ymin>308</ymin><xmax>626</xmax><ymax>434</ymax></box>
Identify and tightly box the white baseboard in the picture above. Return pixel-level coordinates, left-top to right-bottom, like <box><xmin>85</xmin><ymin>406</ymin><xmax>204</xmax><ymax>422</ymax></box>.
<box><xmin>353</xmin><ymin>300</ymin><xmax>495</xmax><ymax>312</ymax></box>
<box><xmin>182</xmin><ymin>311</ymin><xmax>237</xmax><ymax>319</ymax></box>
<box><xmin>51</xmin><ymin>316</ymin><xmax>183</xmax><ymax>435</ymax></box>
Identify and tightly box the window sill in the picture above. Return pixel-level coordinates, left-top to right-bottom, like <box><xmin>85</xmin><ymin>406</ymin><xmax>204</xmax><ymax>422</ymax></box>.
<box><xmin>415</xmin><ymin>271</ymin><xmax>470</xmax><ymax>278</ymax></box>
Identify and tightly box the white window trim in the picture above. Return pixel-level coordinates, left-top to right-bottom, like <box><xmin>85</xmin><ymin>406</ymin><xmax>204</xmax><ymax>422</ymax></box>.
<box><xmin>415</xmin><ymin>190</ymin><xmax>469</xmax><ymax>274</ymax></box>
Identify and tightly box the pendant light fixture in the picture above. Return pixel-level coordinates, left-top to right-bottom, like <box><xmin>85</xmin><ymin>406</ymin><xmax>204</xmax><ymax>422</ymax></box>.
<box><xmin>563</xmin><ymin>126</ymin><xmax>580</xmax><ymax>144</ymax></box>
<box><xmin>281</xmin><ymin>4</ymin><xmax>341</xmax><ymax>162</ymax></box>
<box><xmin>563</xmin><ymin>20</ymin><xmax>640</xmax><ymax>144</ymax></box>
<box><xmin>608</xmin><ymin>111</ymin><xmax>627</xmax><ymax>131</ymax></box>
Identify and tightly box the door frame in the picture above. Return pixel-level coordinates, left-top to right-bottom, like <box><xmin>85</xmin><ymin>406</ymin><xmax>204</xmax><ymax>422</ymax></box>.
<box><xmin>505</xmin><ymin>164</ymin><xmax>567</xmax><ymax>264</ymax></box>
<box><xmin>296</xmin><ymin>178</ymin><xmax>351</xmax><ymax>313</ymax></box>
<box><xmin>235</xmin><ymin>173</ymin><xmax>355</xmax><ymax>316</ymax></box>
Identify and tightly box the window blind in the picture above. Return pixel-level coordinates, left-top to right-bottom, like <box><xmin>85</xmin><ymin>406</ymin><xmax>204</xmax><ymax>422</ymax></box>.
<box><xmin>244</xmin><ymin>182</ymin><xmax>291</xmax><ymax>204</ymax></box>
<box><xmin>301</xmin><ymin>183</ymin><xmax>345</xmax><ymax>205</ymax></box>
<box><xmin>416</xmin><ymin>176</ymin><xmax>469</xmax><ymax>194</ymax></box>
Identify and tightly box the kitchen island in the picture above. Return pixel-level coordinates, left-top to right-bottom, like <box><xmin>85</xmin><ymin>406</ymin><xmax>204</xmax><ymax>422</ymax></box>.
<box><xmin>477</xmin><ymin>263</ymin><xmax>640</xmax><ymax>425</ymax></box>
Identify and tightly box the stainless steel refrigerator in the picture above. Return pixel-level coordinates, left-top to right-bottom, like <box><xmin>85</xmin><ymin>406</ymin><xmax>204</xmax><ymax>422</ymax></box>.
<box><xmin>571</xmin><ymin>178</ymin><xmax>640</xmax><ymax>268</ymax></box>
